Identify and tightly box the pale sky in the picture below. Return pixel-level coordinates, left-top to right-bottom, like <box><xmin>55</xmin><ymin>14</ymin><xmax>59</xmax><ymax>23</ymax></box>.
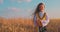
<box><xmin>0</xmin><ymin>0</ymin><xmax>60</xmax><ymax>18</ymax></box>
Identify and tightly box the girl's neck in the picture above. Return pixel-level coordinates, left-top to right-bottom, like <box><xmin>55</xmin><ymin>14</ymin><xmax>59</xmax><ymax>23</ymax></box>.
<box><xmin>40</xmin><ymin>11</ymin><xmax>44</xmax><ymax>13</ymax></box>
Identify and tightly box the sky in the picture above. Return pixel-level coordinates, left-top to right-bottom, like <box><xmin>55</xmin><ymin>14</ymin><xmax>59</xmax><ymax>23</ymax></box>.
<box><xmin>0</xmin><ymin>0</ymin><xmax>60</xmax><ymax>18</ymax></box>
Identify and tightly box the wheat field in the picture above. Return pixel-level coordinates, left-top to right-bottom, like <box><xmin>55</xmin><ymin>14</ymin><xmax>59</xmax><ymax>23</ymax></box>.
<box><xmin>0</xmin><ymin>17</ymin><xmax>60</xmax><ymax>32</ymax></box>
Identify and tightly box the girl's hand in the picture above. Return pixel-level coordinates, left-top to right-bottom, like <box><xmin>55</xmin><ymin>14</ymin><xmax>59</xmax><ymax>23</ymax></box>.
<box><xmin>36</xmin><ymin>18</ymin><xmax>43</xmax><ymax>27</ymax></box>
<box><xmin>39</xmin><ymin>20</ymin><xmax>42</xmax><ymax>22</ymax></box>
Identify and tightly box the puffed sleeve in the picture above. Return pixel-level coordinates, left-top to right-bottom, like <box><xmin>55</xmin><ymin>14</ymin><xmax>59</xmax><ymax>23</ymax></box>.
<box><xmin>41</xmin><ymin>13</ymin><xmax>49</xmax><ymax>27</ymax></box>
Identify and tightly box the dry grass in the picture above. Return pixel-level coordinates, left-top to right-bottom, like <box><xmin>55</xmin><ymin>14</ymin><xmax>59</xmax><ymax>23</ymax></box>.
<box><xmin>47</xmin><ymin>19</ymin><xmax>60</xmax><ymax>32</ymax></box>
<box><xmin>0</xmin><ymin>17</ymin><xmax>60</xmax><ymax>32</ymax></box>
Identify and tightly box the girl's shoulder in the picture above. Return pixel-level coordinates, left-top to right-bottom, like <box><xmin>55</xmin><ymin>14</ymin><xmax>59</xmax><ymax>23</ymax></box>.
<box><xmin>44</xmin><ymin>12</ymin><xmax>48</xmax><ymax>15</ymax></box>
<box><xmin>44</xmin><ymin>12</ymin><xmax>50</xmax><ymax>18</ymax></box>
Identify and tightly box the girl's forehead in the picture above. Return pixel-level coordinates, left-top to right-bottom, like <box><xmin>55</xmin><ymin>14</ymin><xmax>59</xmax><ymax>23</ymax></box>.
<box><xmin>39</xmin><ymin>5</ymin><xmax>44</xmax><ymax>7</ymax></box>
<box><xmin>39</xmin><ymin>4</ymin><xmax>44</xmax><ymax>6</ymax></box>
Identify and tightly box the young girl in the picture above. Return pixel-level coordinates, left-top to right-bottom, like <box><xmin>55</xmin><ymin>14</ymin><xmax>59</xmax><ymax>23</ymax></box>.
<box><xmin>33</xmin><ymin>3</ymin><xmax>49</xmax><ymax>32</ymax></box>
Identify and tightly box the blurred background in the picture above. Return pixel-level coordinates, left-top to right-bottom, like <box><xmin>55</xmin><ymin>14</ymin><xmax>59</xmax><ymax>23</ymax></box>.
<box><xmin>0</xmin><ymin>0</ymin><xmax>60</xmax><ymax>32</ymax></box>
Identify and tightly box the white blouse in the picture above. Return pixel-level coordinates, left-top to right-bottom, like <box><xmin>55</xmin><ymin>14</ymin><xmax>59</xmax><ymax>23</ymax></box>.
<box><xmin>34</xmin><ymin>12</ymin><xmax>49</xmax><ymax>27</ymax></box>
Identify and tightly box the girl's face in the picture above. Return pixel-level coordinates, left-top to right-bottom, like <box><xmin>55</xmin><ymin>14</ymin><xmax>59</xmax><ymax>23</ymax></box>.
<box><xmin>39</xmin><ymin>5</ymin><xmax>45</xmax><ymax>12</ymax></box>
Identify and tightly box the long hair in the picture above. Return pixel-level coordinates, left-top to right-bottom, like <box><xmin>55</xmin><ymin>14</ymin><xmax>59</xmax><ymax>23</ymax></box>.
<box><xmin>34</xmin><ymin>2</ymin><xmax>44</xmax><ymax>15</ymax></box>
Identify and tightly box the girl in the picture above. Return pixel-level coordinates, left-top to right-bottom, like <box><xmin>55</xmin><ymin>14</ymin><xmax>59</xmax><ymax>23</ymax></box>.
<box><xmin>33</xmin><ymin>3</ymin><xmax>49</xmax><ymax>32</ymax></box>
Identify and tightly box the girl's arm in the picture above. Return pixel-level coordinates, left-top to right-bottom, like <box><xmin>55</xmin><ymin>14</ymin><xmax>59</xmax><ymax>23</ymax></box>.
<box><xmin>41</xmin><ymin>13</ymin><xmax>49</xmax><ymax>27</ymax></box>
<box><xmin>34</xmin><ymin>14</ymin><xmax>43</xmax><ymax>27</ymax></box>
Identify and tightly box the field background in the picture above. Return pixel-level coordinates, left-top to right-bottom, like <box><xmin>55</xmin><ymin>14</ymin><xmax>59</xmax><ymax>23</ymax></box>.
<box><xmin>0</xmin><ymin>17</ymin><xmax>60</xmax><ymax>32</ymax></box>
